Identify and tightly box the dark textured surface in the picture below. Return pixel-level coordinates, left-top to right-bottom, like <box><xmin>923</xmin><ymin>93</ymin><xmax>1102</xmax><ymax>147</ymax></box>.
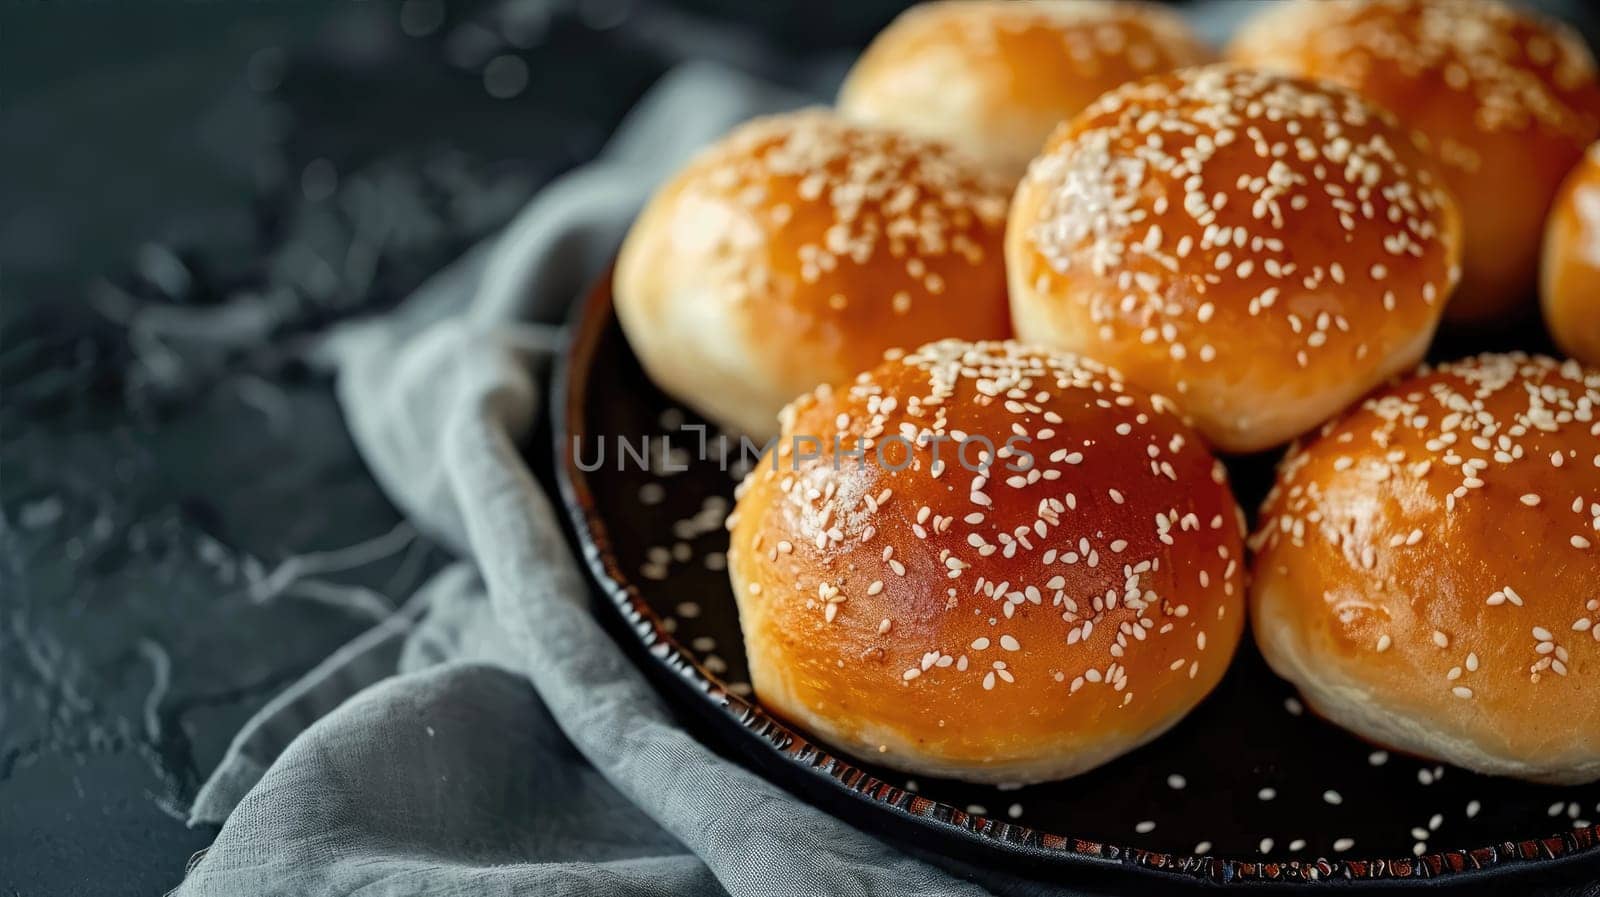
<box><xmin>1</xmin><ymin>3</ymin><xmax>672</xmax><ymax>894</ymax></box>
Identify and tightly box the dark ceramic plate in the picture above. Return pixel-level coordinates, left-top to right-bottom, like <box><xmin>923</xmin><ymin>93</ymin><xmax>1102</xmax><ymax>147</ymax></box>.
<box><xmin>552</xmin><ymin>270</ymin><xmax>1600</xmax><ymax>888</ymax></box>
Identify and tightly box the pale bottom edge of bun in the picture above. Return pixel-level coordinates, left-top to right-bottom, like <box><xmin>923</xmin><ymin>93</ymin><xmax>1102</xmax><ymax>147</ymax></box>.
<box><xmin>744</xmin><ymin>649</ymin><xmax>1195</xmax><ymax>786</ymax></box>
<box><xmin>613</xmin><ymin>280</ymin><xmax>786</xmax><ymax>442</ymax></box>
<box><xmin>1253</xmin><ymin>580</ymin><xmax>1600</xmax><ymax>787</ymax></box>
<box><xmin>1213</xmin><ymin>322</ymin><xmax>1440</xmax><ymax>454</ymax></box>
<box><xmin>1006</xmin><ymin>289</ymin><xmax>1439</xmax><ymax>455</ymax></box>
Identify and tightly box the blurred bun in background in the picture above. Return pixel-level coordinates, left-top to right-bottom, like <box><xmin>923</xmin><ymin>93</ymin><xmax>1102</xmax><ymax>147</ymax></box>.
<box><xmin>615</xmin><ymin>109</ymin><xmax>1013</xmax><ymax>439</ymax></box>
<box><xmin>1541</xmin><ymin>141</ymin><xmax>1600</xmax><ymax>366</ymax></box>
<box><xmin>1227</xmin><ymin>0</ymin><xmax>1600</xmax><ymax>325</ymax></box>
<box><xmin>839</xmin><ymin>0</ymin><xmax>1213</xmax><ymax>179</ymax></box>
<box><xmin>1008</xmin><ymin>65</ymin><xmax>1461</xmax><ymax>454</ymax></box>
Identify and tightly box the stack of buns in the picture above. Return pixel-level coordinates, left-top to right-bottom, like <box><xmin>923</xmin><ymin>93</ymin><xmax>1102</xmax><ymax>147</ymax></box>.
<box><xmin>611</xmin><ymin>0</ymin><xmax>1600</xmax><ymax>788</ymax></box>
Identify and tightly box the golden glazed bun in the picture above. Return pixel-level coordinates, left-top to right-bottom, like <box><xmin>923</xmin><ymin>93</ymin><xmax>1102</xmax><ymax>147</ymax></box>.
<box><xmin>1250</xmin><ymin>354</ymin><xmax>1600</xmax><ymax>785</ymax></box>
<box><xmin>726</xmin><ymin>340</ymin><xmax>1246</xmax><ymax>784</ymax></box>
<box><xmin>1007</xmin><ymin>65</ymin><xmax>1462</xmax><ymax>454</ymax></box>
<box><xmin>1541</xmin><ymin>142</ymin><xmax>1600</xmax><ymax>366</ymax></box>
<box><xmin>615</xmin><ymin>110</ymin><xmax>1012</xmax><ymax>440</ymax></box>
<box><xmin>838</xmin><ymin>0</ymin><xmax>1213</xmax><ymax>179</ymax></box>
<box><xmin>1228</xmin><ymin>0</ymin><xmax>1600</xmax><ymax>324</ymax></box>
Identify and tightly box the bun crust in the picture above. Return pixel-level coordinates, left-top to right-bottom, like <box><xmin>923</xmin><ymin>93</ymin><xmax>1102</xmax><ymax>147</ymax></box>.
<box><xmin>615</xmin><ymin>110</ymin><xmax>1012</xmax><ymax>439</ymax></box>
<box><xmin>1250</xmin><ymin>353</ymin><xmax>1600</xmax><ymax>784</ymax></box>
<box><xmin>727</xmin><ymin>340</ymin><xmax>1246</xmax><ymax>784</ymax></box>
<box><xmin>839</xmin><ymin>0</ymin><xmax>1213</xmax><ymax>179</ymax></box>
<box><xmin>1227</xmin><ymin>0</ymin><xmax>1600</xmax><ymax>324</ymax></box>
<box><xmin>1007</xmin><ymin>65</ymin><xmax>1461</xmax><ymax>454</ymax></box>
<box><xmin>1541</xmin><ymin>142</ymin><xmax>1600</xmax><ymax>366</ymax></box>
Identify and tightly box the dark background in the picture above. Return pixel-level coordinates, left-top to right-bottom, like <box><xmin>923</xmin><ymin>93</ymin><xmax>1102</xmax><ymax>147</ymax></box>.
<box><xmin>3</xmin><ymin>2</ymin><xmax>1598</xmax><ymax>896</ymax></box>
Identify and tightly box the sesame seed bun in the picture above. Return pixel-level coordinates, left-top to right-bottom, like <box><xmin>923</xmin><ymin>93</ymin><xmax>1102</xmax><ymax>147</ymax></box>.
<box><xmin>1227</xmin><ymin>0</ymin><xmax>1600</xmax><ymax>325</ymax></box>
<box><xmin>1007</xmin><ymin>65</ymin><xmax>1462</xmax><ymax>454</ymax></box>
<box><xmin>1250</xmin><ymin>353</ymin><xmax>1600</xmax><ymax>785</ymax></box>
<box><xmin>726</xmin><ymin>339</ymin><xmax>1246</xmax><ymax>784</ymax></box>
<box><xmin>838</xmin><ymin>0</ymin><xmax>1213</xmax><ymax>180</ymax></box>
<box><xmin>1541</xmin><ymin>142</ymin><xmax>1600</xmax><ymax>366</ymax></box>
<box><xmin>614</xmin><ymin>109</ymin><xmax>1013</xmax><ymax>440</ymax></box>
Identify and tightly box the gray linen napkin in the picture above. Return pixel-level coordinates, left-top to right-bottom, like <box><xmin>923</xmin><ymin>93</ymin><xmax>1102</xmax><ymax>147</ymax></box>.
<box><xmin>175</xmin><ymin>62</ymin><xmax>1006</xmax><ymax>897</ymax></box>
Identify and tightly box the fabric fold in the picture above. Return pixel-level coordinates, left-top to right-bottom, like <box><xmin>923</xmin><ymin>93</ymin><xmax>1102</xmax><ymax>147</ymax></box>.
<box><xmin>178</xmin><ymin>62</ymin><xmax>996</xmax><ymax>897</ymax></box>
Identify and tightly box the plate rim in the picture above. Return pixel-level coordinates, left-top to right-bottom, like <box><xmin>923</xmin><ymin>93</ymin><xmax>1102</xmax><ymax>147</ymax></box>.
<box><xmin>550</xmin><ymin>266</ymin><xmax>1600</xmax><ymax>888</ymax></box>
